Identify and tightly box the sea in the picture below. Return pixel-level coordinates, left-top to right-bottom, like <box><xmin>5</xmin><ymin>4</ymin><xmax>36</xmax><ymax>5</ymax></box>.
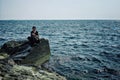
<box><xmin>0</xmin><ymin>20</ymin><xmax>120</xmax><ymax>80</ymax></box>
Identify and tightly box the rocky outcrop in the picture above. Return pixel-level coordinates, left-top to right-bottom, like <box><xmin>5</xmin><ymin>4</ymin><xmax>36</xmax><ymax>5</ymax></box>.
<box><xmin>21</xmin><ymin>39</ymin><xmax>51</xmax><ymax>66</ymax></box>
<box><xmin>0</xmin><ymin>58</ymin><xmax>66</xmax><ymax>80</ymax></box>
<box><xmin>0</xmin><ymin>38</ymin><xmax>51</xmax><ymax>66</ymax></box>
<box><xmin>0</xmin><ymin>38</ymin><xmax>67</xmax><ymax>80</ymax></box>
<box><xmin>1</xmin><ymin>40</ymin><xmax>28</xmax><ymax>55</ymax></box>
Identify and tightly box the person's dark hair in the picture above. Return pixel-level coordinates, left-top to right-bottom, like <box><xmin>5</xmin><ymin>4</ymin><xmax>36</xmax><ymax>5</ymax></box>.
<box><xmin>32</xmin><ymin>26</ymin><xmax>36</xmax><ymax>29</ymax></box>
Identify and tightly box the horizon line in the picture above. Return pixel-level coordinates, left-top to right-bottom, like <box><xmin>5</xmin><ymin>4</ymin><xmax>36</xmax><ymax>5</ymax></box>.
<box><xmin>0</xmin><ymin>18</ymin><xmax>120</xmax><ymax>21</ymax></box>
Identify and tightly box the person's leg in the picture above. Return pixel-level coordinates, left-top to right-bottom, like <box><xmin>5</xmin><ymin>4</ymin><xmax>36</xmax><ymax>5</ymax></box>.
<box><xmin>27</xmin><ymin>36</ymin><xmax>31</xmax><ymax>41</ymax></box>
<box><xmin>27</xmin><ymin>37</ymin><xmax>32</xmax><ymax>44</ymax></box>
<box><xmin>34</xmin><ymin>38</ymin><xmax>40</xmax><ymax>43</ymax></box>
<box><xmin>31</xmin><ymin>37</ymin><xmax>36</xmax><ymax>46</ymax></box>
<box><xmin>28</xmin><ymin>36</ymin><xmax>34</xmax><ymax>46</ymax></box>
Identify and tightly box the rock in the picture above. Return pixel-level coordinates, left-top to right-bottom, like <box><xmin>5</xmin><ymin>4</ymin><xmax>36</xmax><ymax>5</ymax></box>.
<box><xmin>8</xmin><ymin>59</ymin><xmax>16</xmax><ymax>65</ymax></box>
<box><xmin>1</xmin><ymin>40</ymin><xmax>28</xmax><ymax>55</ymax></box>
<box><xmin>0</xmin><ymin>38</ymin><xmax>67</xmax><ymax>80</ymax></box>
<box><xmin>0</xmin><ymin>76</ymin><xmax>2</xmax><ymax>80</ymax></box>
<box><xmin>0</xmin><ymin>52</ymin><xmax>9</xmax><ymax>59</ymax></box>
<box><xmin>0</xmin><ymin>38</ymin><xmax>51</xmax><ymax>66</ymax></box>
<box><xmin>21</xmin><ymin>38</ymin><xmax>51</xmax><ymax>66</ymax></box>
<box><xmin>0</xmin><ymin>56</ymin><xmax>5</xmax><ymax>60</ymax></box>
<box><xmin>0</xmin><ymin>60</ymin><xmax>67</xmax><ymax>80</ymax></box>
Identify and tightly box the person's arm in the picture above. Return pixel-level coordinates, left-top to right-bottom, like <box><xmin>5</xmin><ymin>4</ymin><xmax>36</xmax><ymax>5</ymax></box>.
<box><xmin>32</xmin><ymin>33</ymin><xmax>36</xmax><ymax>36</ymax></box>
<box><xmin>35</xmin><ymin>31</ymin><xmax>39</xmax><ymax>40</ymax></box>
<box><xmin>31</xmin><ymin>31</ymin><xmax>36</xmax><ymax>37</ymax></box>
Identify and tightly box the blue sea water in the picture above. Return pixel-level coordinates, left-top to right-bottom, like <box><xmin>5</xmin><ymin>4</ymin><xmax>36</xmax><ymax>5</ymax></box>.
<box><xmin>0</xmin><ymin>20</ymin><xmax>120</xmax><ymax>80</ymax></box>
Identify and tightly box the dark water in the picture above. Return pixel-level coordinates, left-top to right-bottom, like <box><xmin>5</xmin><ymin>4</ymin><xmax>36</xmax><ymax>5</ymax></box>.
<box><xmin>0</xmin><ymin>20</ymin><xmax>120</xmax><ymax>80</ymax></box>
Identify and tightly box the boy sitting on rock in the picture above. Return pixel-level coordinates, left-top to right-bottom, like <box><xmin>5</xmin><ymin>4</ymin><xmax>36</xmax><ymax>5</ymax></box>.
<box><xmin>28</xmin><ymin>26</ymin><xmax>40</xmax><ymax>46</ymax></box>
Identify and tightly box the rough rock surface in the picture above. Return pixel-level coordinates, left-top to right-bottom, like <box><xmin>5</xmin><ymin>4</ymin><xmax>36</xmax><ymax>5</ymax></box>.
<box><xmin>0</xmin><ymin>59</ymin><xmax>66</xmax><ymax>80</ymax></box>
<box><xmin>21</xmin><ymin>39</ymin><xmax>51</xmax><ymax>66</ymax></box>
<box><xmin>0</xmin><ymin>38</ymin><xmax>67</xmax><ymax>80</ymax></box>
<box><xmin>1</xmin><ymin>38</ymin><xmax>51</xmax><ymax>66</ymax></box>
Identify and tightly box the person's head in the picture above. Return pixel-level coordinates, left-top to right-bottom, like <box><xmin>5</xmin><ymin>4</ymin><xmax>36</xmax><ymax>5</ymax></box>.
<box><xmin>32</xmin><ymin>26</ymin><xmax>36</xmax><ymax>31</ymax></box>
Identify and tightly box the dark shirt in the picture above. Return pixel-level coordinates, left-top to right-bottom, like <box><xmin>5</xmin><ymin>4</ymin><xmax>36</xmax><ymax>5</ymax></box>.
<box><xmin>31</xmin><ymin>31</ymin><xmax>38</xmax><ymax>37</ymax></box>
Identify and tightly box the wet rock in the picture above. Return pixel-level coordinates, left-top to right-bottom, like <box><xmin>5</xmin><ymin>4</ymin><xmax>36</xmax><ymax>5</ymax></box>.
<box><xmin>0</xmin><ymin>76</ymin><xmax>2</xmax><ymax>80</ymax></box>
<box><xmin>0</xmin><ymin>60</ymin><xmax>67</xmax><ymax>80</ymax></box>
<box><xmin>21</xmin><ymin>38</ymin><xmax>51</xmax><ymax>66</ymax></box>
<box><xmin>0</xmin><ymin>53</ymin><xmax>9</xmax><ymax>59</ymax></box>
<box><xmin>0</xmin><ymin>38</ymin><xmax>67</xmax><ymax>80</ymax></box>
<box><xmin>0</xmin><ymin>38</ymin><xmax>51</xmax><ymax>66</ymax></box>
<box><xmin>8</xmin><ymin>59</ymin><xmax>16</xmax><ymax>65</ymax></box>
<box><xmin>1</xmin><ymin>40</ymin><xmax>27</xmax><ymax>55</ymax></box>
<box><xmin>0</xmin><ymin>56</ymin><xmax>5</xmax><ymax>60</ymax></box>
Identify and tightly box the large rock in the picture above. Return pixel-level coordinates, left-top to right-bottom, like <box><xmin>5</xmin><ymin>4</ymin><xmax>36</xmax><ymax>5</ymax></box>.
<box><xmin>21</xmin><ymin>38</ymin><xmax>51</xmax><ymax>66</ymax></box>
<box><xmin>0</xmin><ymin>38</ymin><xmax>67</xmax><ymax>80</ymax></box>
<box><xmin>0</xmin><ymin>40</ymin><xmax>28</xmax><ymax>55</ymax></box>
<box><xmin>0</xmin><ymin>38</ymin><xmax>51</xmax><ymax>66</ymax></box>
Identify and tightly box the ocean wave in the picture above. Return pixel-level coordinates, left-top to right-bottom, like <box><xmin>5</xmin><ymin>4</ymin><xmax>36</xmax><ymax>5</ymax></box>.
<box><xmin>0</xmin><ymin>38</ymin><xmax>6</xmax><ymax>41</ymax></box>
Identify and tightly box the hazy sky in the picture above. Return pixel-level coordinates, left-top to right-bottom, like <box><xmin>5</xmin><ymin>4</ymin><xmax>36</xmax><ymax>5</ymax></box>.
<box><xmin>0</xmin><ymin>0</ymin><xmax>120</xmax><ymax>20</ymax></box>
